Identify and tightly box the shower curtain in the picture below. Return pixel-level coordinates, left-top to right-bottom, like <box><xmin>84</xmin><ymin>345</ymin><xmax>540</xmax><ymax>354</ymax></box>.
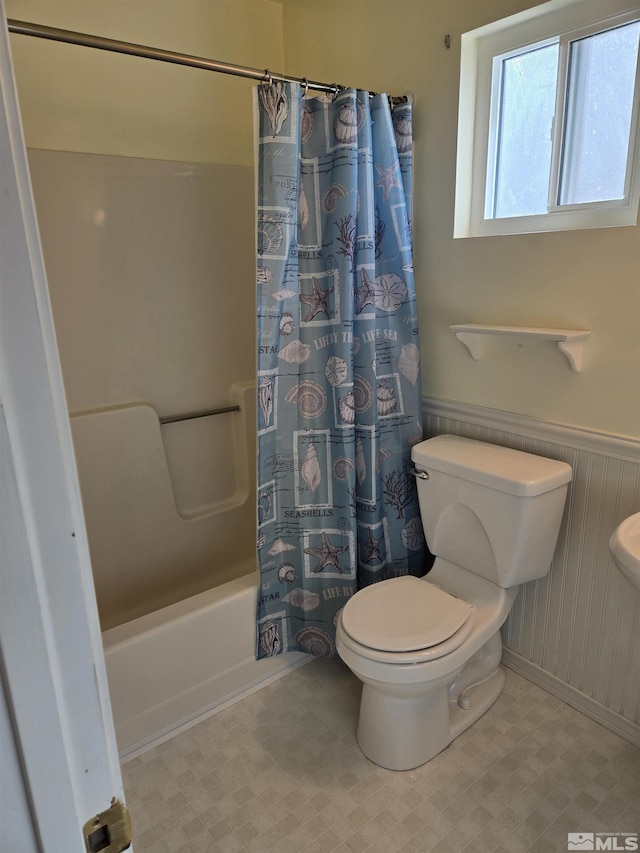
<box><xmin>255</xmin><ymin>82</ymin><xmax>426</xmax><ymax>659</ymax></box>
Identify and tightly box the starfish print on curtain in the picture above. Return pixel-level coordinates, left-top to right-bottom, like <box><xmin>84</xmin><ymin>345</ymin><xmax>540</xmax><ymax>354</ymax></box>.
<box><xmin>304</xmin><ymin>532</ymin><xmax>350</xmax><ymax>574</ymax></box>
<box><xmin>300</xmin><ymin>277</ymin><xmax>334</xmax><ymax>322</ymax></box>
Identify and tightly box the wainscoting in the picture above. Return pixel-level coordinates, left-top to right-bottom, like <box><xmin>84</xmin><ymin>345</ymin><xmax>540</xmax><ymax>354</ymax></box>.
<box><xmin>423</xmin><ymin>397</ymin><xmax>640</xmax><ymax>746</ymax></box>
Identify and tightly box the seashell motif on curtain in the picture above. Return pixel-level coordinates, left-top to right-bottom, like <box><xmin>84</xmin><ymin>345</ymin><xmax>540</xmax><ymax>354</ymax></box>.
<box><xmin>377</xmin><ymin>383</ymin><xmax>398</xmax><ymax>417</ymax></box>
<box><xmin>257</xmin><ymin>218</ymin><xmax>284</xmax><ymax>256</ymax></box>
<box><xmin>338</xmin><ymin>392</ymin><xmax>356</xmax><ymax>424</ymax></box>
<box><xmin>285</xmin><ymin>380</ymin><xmax>327</xmax><ymax>418</ymax></box>
<box><xmin>301</xmin><ymin>103</ymin><xmax>314</xmax><ymax>142</ymax></box>
<box><xmin>401</xmin><ymin>517</ymin><xmax>425</xmax><ymax>551</ymax></box>
<box><xmin>272</xmin><ymin>287</ymin><xmax>297</xmax><ymax>301</ymax></box>
<box><xmin>298</xmin><ymin>183</ymin><xmax>310</xmax><ymax>231</ymax></box>
<box><xmin>373</xmin><ymin>272</ymin><xmax>408</xmax><ymax>312</ymax></box>
<box><xmin>333</xmin><ymin>456</ymin><xmax>355</xmax><ymax>482</ymax></box>
<box><xmin>257</xmin><ymin>266</ymin><xmax>272</xmax><ymax>285</ymax></box>
<box><xmin>279</xmin><ymin>312</ymin><xmax>295</xmax><ymax>336</ymax></box>
<box><xmin>399</xmin><ymin>343</ymin><xmax>420</xmax><ymax>385</ymax></box>
<box><xmin>359</xmin><ymin>268</ymin><xmax>408</xmax><ymax>313</ymax></box>
<box><xmin>269</xmin><ymin>539</ymin><xmax>296</xmax><ymax>556</ymax></box>
<box><xmin>258</xmin><ymin>621</ymin><xmax>281</xmax><ymax>656</ymax></box>
<box><xmin>277</xmin><ymin>563</ymin><xmax>297</xmax><ymax>583</ymax></box>
<box><xmin>333</xmin><ymin>99</ymin><xmax>366</xmax><ymax>145</ymax></box>
<box><xmin>376</xmin><ymin>447</ymin><xmax>391</xmax><ymax>471</ymax></box>
<box><xmin>257</xmin><ymin>491</ymin><xmax>273</xmax><ymax>525</ymax></box>
<box><xmin>355</xmin><ymin>437</ymin><xmax>367</xmax><ymax>485</ymax></box>
<box><xmin>393</xmin><ymin>110</ymin><xmax>412</xmax><ymax>154</ymax></box>
<box><xmin>294</xmin><ymin>627</ymin><xmax>335</xmax><ymax>657</ymax></box>
<box><xmin>283</xmin><ymin>588</ymin><xmax>321</xmax><ymax>611</ymax></box>
<box><xmin>258</xmin><ymin>376</ymin><xmax>273</xmax><ymax>427</ymax></box>
<box><xmin>301</xmin><ymin>441</ymin><xmax>322</xmax><ymax>498</ymax></box>
<box><xmin>322</xmin><ymin>183</ymin><xmax>348</xmax><ymax>214</ymax></box>
<box><xmin>353</xmin><ymin>375</ymin><xmax>373</xmax><ymax>413</ymax></box>
<box><xmin>325</xmin><ymin>355</ymin><xmax>348</xmax><ymax>387</ymax></box>
<box><xmin>258</xmin><ymin>81</ymin><xmax>289</xmax><ymax>137</ymax></box>
<box><xmin>278</xmin><ymin>339</ymin><xmax>311</xmax><ymax>364</ymax></box>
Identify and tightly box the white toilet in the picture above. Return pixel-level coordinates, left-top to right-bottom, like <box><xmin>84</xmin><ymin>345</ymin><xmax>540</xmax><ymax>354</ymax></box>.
<box><xmin>336</xmin><ymin>434</ymin><xmax>572</xmax><ymax>771</ymax></box>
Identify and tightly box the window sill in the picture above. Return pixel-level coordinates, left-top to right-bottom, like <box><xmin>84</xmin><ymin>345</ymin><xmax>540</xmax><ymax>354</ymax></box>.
<box><xmin>455</xmin><ymin>204</ymin><xmax>639</xmax><ymax>238</ymax></box>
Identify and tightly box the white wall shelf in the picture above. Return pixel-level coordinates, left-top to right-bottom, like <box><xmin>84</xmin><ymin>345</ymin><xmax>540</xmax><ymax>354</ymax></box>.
<box><xmin>450</xmin><ymin>324</ymin><xmax>591</xmax><ymax>372</ymax></box>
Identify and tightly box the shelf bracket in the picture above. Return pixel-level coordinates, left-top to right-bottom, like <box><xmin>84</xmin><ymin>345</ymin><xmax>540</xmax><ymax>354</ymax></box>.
<box><xmin>453</xmin><ymin>331</ymin><xmax>484</xmax><ymax>361</ymax></box>
<box><xmin>556</xmin><ymin>339</ymin><xmax>585</xmax><ymax>372</ymax></box>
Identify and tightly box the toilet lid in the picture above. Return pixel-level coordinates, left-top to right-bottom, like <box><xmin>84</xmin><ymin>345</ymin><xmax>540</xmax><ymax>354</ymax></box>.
<box><xmin>340</xmin><ymin>576</ymin><xmax>472</xmax><ymax>653</ymax></box>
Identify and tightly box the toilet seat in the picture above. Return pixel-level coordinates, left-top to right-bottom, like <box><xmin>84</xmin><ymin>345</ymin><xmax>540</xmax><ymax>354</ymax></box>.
<box><xmin>339</xmin><ymin>575</ymin><xmax>475</xmax><ymax>663</ymax></box>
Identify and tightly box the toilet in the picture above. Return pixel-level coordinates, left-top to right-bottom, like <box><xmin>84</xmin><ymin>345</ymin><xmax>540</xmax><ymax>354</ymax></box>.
<box><xmin>336</xmin><ymin>434</ymin><xmax>572</xmax><ymax>771</ymax></box>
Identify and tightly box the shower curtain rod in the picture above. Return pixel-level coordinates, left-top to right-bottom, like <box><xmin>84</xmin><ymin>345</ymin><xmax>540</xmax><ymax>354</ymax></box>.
<box><xmin>6</xmin><ymin>19</ymin><xmax>407</xmax><ymax>102</ymax></box>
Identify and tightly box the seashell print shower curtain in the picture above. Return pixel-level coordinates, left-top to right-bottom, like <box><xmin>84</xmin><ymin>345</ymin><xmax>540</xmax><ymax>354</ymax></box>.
<box><xmin>255</xmin><ymin>81</ymin><xmax>426</xmax><ymax>659</ymax></box>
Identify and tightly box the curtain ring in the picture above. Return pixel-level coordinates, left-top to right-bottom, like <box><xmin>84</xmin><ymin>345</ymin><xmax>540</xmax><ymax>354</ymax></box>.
<box><xmin>263</xmin><ymin>69</ymin><xmax>272</xmax><ymax>86</ymax></box>
<box><xmin>301</xmin><ymin>78</ymin><xmax>309</xmax><ymax>97</ymax></box>
<box><xmin>330</xmin><ymin>83</ymin><xmax>340</xmax><ymax>100</ymax></box>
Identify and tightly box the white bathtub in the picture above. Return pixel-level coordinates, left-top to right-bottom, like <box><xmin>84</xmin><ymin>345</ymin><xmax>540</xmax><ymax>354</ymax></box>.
<box><xmin>103</xmin><ymin>567</ymin><xmax>309</xmax><ymax>760</ymax></box>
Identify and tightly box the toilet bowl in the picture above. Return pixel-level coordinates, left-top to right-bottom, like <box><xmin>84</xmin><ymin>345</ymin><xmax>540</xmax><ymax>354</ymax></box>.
<box><xmin>336</xmin><ymin>434</ymin><xmax>572</xmax><ymax>771</ymax></box>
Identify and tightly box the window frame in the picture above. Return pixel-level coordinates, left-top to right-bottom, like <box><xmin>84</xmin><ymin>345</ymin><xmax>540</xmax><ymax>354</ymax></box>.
<box><xmin>455</xmin><ymin>0</ymin><xmax>640</xmax><ymax>238</ymax></box>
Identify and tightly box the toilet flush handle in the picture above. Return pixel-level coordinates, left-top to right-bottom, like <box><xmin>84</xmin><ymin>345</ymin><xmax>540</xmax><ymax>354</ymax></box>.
<box><xmin>410</xmin><ymin>468</ymin><xmax>429</xmax><ymax>480</ymax></box>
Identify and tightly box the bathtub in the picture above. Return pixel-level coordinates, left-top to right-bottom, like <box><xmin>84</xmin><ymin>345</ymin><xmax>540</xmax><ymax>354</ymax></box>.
<box><xmin>71</xmin><ymin>383</ymin><xmax>306</xmax><ymax>759</ymax></box>
<box><xmin>103</xmin><ymin>567</ymin><xmax>309</xmax><ymax>760</ymax></box>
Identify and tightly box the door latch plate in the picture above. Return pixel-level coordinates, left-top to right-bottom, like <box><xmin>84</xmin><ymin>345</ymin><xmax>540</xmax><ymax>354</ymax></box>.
<box><xmin>83</xmin><ymin>799</ymin><xmax>131</xmax><ymax>853</ymax></box>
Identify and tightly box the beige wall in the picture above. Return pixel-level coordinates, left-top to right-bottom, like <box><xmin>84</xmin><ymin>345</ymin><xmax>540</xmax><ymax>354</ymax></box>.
<box><xmin>283</xmin><ymin>0</ymin><xmax>640</xmax><ymax>439</ymax></box>
<box><xmin>8</xmin><ymin>0</ymin><xmax>638</xmax><ymax>436</ymax></box>
<box><xmin>7</xmin><ymin>0</ymin><xmax>284</xmax><ymax>165</ymax></box>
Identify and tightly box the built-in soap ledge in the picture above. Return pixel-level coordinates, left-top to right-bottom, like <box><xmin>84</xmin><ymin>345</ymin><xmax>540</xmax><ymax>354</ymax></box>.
<box><xmin>450</xmin><ymin>324</ymin><xmax>591</xmax><ymax>372</ymax></box>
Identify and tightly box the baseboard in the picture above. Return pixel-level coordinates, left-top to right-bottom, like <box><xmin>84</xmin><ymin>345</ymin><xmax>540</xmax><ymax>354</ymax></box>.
<box><xmin>119</xmin><ymin>653</ymin><xmax>312</xmax><ymax>763</ymax></box>
<box><xmin>502</xmin><ymin>649</ymin><xmax>640</xmax><ymax>748</ymax></box>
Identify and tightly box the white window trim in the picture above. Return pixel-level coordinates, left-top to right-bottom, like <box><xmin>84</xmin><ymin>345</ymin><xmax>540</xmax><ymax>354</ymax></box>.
<box><xmin>455</xmin><ymin>0</ymin><xmax>640</xmax><ymax>238</ymax></box>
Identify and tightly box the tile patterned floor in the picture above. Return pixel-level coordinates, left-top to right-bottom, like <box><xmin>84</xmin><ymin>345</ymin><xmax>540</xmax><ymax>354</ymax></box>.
<box><xmin>122</xmin><ymin>659</ymin><xmax>640</xmax><ymax>853</ymax></box>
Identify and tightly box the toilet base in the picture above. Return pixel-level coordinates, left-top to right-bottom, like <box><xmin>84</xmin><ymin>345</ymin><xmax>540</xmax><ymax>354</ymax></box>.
<box><xmin>354</xmin><ymin>636</ymin><xmax>507</xmax><ymax>771</ymax></box>
<box><xmin>357</xmin><ymin>673</ymin><xmax>452</xmax><ymax>771</ymax></box>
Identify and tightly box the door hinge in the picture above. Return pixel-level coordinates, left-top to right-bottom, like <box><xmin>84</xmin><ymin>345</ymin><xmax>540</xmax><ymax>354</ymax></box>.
<box><xmin>83</xmin><ymin>798</ymin><xmax>131</xmax><ymax>853</ymax></box>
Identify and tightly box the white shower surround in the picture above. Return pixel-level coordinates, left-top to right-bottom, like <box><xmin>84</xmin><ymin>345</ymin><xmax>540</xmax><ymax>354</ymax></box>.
<box><xmin>27</xmin><ymin>149</ymin><xmax>259</xmax><ymax>629</ymax></box>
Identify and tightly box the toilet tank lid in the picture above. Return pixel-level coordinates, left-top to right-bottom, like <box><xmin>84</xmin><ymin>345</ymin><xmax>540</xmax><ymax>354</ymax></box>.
<box><xmin>412</xmin><ymin>435</ymin><xmax>572</xmax><ymax>497</ymax></box>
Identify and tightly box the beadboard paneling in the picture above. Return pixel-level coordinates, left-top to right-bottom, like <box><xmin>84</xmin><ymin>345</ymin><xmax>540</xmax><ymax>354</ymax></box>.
<box><xmin>423</xmin><ymin>397</ymin><xmax>640</xmax><ymax>739</ymax></box>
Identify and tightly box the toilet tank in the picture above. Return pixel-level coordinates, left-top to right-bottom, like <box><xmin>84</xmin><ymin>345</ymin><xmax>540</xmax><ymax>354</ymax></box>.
<box><xmin>412</xmin><ymin>435</ymin><xmax>572</xmax><ymax>588</ymax></box>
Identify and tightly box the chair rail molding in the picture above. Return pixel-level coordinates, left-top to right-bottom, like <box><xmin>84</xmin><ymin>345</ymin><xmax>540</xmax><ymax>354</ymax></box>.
<box><xmin>422</xmin><ymin>396</ymin><xmax>640</xmax><ymax>463</ymax></box>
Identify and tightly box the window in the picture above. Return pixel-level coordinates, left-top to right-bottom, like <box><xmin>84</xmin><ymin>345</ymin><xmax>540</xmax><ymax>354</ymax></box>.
<box><xmin>455</xmin><ymin>0</ymin><xmax>640</xmax><ymax>237</ymax></box>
